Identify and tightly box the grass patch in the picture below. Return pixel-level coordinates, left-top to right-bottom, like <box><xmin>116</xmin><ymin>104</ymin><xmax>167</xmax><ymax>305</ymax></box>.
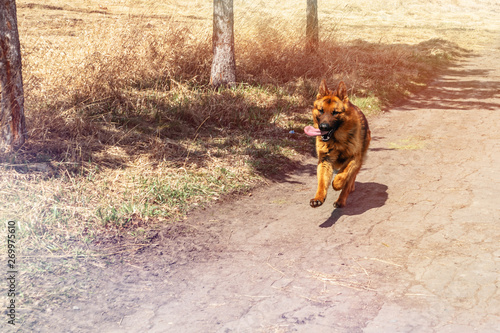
<box><xmin>388</xmin><ymin>137</ymin><xmax>428</xmax><ymax>150</ymax></box>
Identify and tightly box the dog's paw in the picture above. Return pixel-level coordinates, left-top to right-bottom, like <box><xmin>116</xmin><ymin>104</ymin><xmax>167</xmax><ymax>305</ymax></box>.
<box><xmin>310</xmin><ymin>198</ymin><xmax>324</xmax><ymax>208</ymax></box>
<box><xmin>334</xmin><ymin>200</ymin><xmax>346</xmax><ymax>208</ymax></box>
<box><xmin>333</xmin><ymin>174</ymin><xmax>346</xmax><ymax>191</ymax></box>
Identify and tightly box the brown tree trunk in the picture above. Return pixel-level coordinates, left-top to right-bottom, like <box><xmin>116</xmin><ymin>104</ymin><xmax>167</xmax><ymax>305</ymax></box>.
<box><xmin>0</xmin><ymin>0</ymin><xmax>26</xmax><ymax>152</ymax></box>
<box><xmin>306</xmin><ymin>0</ymin><xmax>319</xmax><ymax>54</ymax></box>
<box><xmin>210</xmin><ymin>0</ymin><xmax>236</xmax><ymax>88</ymax></box>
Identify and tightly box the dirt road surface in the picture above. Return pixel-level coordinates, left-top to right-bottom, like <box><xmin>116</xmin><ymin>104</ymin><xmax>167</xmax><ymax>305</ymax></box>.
<box><xmin>9</xmin><ymin>27</ymin><xmax>500</xmax><ymax>333</ymax></box>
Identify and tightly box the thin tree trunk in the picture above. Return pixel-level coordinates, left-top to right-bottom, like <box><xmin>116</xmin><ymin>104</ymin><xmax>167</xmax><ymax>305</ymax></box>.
<box><xmin>210</xmin><ymin>0</ymin><xmax>236</xmax><ymax>88</ymax></box>
<box><xmin>306</xmin><ymin>0</ymin><xmax>319</xmax><ymax>54</ymax></box>
<box><xmin>0</xmin><ymin>0</ymin><xmax>26</xmax><ymax>151</ymax></box>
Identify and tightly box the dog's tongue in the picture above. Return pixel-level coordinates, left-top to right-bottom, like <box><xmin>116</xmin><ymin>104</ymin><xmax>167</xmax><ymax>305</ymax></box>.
<box><xmin>304</xmin><ymin>125</ymin><xmax>322</xmax><ymax>137</ymax></box>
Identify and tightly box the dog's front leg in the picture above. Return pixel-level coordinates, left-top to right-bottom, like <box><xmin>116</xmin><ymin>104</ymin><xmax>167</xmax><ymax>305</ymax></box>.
<box><xmin>310</xmin><ymin>158</ymin><xmax>334</xmax><ymax>208</ymax></box>
<box><xmin>333</xmin><ymin>159</ymin><xmax>361</xmax><ymax>208</ymax></box>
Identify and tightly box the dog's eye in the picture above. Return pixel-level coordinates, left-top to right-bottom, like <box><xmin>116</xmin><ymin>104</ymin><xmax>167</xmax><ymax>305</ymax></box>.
<box><xmin>318</xmin><ymin>108</ymin><xmax>324</xmax><ymax>114</ymax></box>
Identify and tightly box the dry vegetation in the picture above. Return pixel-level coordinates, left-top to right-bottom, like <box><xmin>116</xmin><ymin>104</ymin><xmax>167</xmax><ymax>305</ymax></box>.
<box><xmin>1</xmin><ymin>0</ymin><xmax>496</xmax><ymax>256</ymax></box>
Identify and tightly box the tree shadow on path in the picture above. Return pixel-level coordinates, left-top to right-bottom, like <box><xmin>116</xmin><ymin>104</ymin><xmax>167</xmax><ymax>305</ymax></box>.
<box><xmin>395</xmin><ymin>62</ymin><xmax>500</xmax><ymax>111</ymax></box>
<box><xmin>319</xmin><ymin>182</ymin><xmax>388</xmax><ymax>228</ymax></box>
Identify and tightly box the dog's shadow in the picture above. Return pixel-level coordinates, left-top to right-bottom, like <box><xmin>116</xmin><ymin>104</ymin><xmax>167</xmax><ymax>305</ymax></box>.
<box><xmin>319</xmin><ymin>182</ymin><xmax>388</xmax><ymax>228</ymax></box>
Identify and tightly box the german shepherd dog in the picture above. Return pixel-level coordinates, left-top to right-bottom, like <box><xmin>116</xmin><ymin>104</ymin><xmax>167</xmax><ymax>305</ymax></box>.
<box><xmin>304</xmin><ymin>80</ymin><xmax>371</xmax><ymax>208</ymax></box>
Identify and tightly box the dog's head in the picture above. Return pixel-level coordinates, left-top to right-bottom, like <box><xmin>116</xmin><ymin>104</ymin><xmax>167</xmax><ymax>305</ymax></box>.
<box><xmin>312</xmin><ymin>80</ymin><xmax>349</xmax><ymax>142</ymax></box>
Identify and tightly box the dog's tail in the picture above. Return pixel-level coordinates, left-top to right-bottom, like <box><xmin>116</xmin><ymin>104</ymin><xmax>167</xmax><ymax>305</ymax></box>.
<box><xmin>355</xmin><ymin>105</ymin><xmax>371</xmax><ymax>159</ymax></box>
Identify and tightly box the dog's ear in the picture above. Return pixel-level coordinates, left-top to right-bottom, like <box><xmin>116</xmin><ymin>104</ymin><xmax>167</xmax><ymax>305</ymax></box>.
<box><xmin>336</xmin><ymin>81</ymin><xmax>349</xmax><ymax>103</ymax></box>
<box><xmin>317</xmin><ymin>79</ymin><xmax>330</xmax><ymax>99</ymax></box>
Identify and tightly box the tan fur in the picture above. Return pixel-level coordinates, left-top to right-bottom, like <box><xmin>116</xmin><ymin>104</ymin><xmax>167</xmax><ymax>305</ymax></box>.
<box><xmin>310</xmin><ymin>80</ymin><xmax>371</xmax><ymax>208</ymax></box>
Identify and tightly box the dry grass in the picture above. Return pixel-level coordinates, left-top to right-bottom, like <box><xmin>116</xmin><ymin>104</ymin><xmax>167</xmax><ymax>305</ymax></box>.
<box><xmin>1</xmin><ymin>0</ymin><xmax>497</xmax><ymax>256</ymax></box>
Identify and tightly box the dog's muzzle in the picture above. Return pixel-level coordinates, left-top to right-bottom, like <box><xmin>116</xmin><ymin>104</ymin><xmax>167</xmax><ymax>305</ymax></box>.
<box><xmin>319</xmin><ymin>123</ymin><xmax>335</xmax><ymax>141</ymax></box>
<box><xmin>320</xmin><ymin>129</ymin><xmax>334</xmax><ymax>141</ymax></box>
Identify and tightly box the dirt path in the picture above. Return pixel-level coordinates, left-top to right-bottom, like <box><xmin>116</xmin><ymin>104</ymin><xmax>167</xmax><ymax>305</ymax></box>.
<box><xmin>12</xmin><ymin>34</ymin><xmax>500</xmax><ymax>333</ymax></box>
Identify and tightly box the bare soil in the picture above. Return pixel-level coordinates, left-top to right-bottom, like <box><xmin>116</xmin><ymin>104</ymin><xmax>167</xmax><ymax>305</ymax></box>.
<box><xmin>5</xmin><ymin>22</ymin><xmax>500</xmax><ymax>333</ymax></box>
